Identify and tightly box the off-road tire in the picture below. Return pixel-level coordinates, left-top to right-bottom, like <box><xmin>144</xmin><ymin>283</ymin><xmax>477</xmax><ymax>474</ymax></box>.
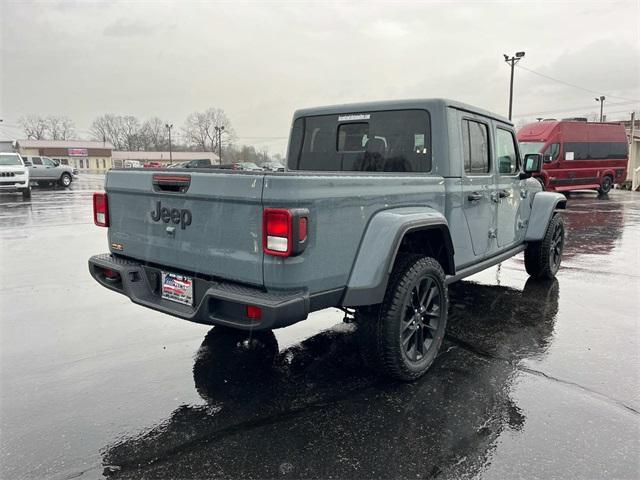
<box><xmin>357</xmin><ymin>255</ymin><xmax>448</xmax><ymax>381</ymax></box>
<box><xmin>524</xmin><ymin>213</ymin><xmax>564</xmax><ymax>279</ymax></box>
<box><xmin>21</xmin><ymin>186</ymin><xmax>31</xmax><ymax>199</ymax></box>
<box><xmin>59</xmin><ymin>173</ymin><xmax>72</xmax><ymax>188</ymax></box>
<box><xmin>598</xmin><ymin>175</ymin><xmax>613</xmax><ymax>195</ymax></box>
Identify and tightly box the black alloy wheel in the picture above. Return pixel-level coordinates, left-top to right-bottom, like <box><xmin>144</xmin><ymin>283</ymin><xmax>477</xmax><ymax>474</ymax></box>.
<box><xmin>548</xmin><ymin>218</ymin><xmax>564</xmax><ymax>274</ymax></box>
<box><xmin>401</xmin><ymin>275</ymin><xmax>443</xmax><ymax>363</ymax></box>
<box><xmin>525</xmin><ymin>213</ymin><xmax>565</xmax><ymax>279</ymax></box>
<box><xmin>356</xmin><ymin>255</ymin><xmax>448</xmax><ymax>381</ymax></box>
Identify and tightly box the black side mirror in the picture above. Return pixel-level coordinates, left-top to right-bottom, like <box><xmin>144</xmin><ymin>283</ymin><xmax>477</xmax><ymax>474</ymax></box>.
<box><xmin>519</xmin><ymin>153</ymin><xmax>543</xmax><ymax>179</ymax></box>
<box><xmin>543</xmin><ymin>154</ymin><xmax>553</xmax><ymax>164</ymax></box>
<box><xmin>24</xmin><ymin>161</ymin><xmax>32</xmax><ymax>167</ymax></box>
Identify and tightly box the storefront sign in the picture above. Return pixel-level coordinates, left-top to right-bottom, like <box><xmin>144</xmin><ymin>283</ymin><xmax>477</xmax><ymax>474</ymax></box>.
<box><xmin>68</xmin><ymin>148</ymin><xmax>88</xmax><ymax>157</ymax></box>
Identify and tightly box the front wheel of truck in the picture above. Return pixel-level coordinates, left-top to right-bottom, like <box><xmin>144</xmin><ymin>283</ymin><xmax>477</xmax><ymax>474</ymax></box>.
<box><xmin>525</xmin><ymin>213</ymin><xmax>564</xmax><ymax>279</ymax></box>
<box><xmin>358</xmin><ymin>255</ymin><xmax>448</xmax><ymax>381</ymax></box>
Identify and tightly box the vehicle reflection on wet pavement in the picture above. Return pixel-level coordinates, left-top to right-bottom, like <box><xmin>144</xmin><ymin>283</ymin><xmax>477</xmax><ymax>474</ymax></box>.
<box><xmin>1</xmin><ymin>178</ymin><xmax>638</xmax><ymax>479</ymax></box>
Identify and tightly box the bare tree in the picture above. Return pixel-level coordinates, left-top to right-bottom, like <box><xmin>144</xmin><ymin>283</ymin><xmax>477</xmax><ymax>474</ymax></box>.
<box><xmin>19</xmin><ymin>115</ymin><xmax>48</xmax><ymax>139</ymax></box>
<box><xmin>90</xmin><ymin>114</ymin><xmax>144</xmax><ymax>150</ymax></box>
<box><xmin>182</xmin><ymin>111</ymin><xmax>211</xmax><ymax>151</ymax></box>
<box><xmin>182</xmin><ymin>108</ymin><xmax>235</xmax><ymax>152</ymax></box>
<box><xmin>121</xmin><ymin>116</ymin><xmax>141</xmax><ymax>150</ymax></box>
<box><xmin>90</xmin><ymin>114</ymin><xmax>124</xmax><ymax>149</ymax></box>
<box><xmin>140</xmin><ymin>117</ymin><xmax>169</xmax><ymax>150</ymax></box>
<box><xmin>46</xmin><ymin>116</ymin><xmax>76</xmax><ymax>140</ymax></box>
<box><xmin>58</xmin><ymin>117</ymin><xmax>76</xmax><ymax>140</ymax></box>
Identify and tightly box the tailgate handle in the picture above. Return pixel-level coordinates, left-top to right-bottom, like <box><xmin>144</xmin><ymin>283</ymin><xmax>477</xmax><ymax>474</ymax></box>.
<box><xmin>152</xmin><ymin>174</ymin><xmax>191</xmax><ymax>193</ymax></box>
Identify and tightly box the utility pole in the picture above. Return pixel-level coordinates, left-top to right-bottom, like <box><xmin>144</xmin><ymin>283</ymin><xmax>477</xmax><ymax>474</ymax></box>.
<box><xmin>503</xmin><ymin>51</ymin><xmax>525</xmax><ymax>121</ymax></box>
<box><xmin>165</xmin><ymin>123</ymin><xmax>173</xmax><ymax>164</ymax></box>
<box><xmin>214</xmin><ymin>125</ymin><xmax>225</xmax><ymax>164</ymax></box>
<box><xmin>595</xmin><ymin>96</ymin><xmax>605</xmax><ymax>122</ymax></box>
<box><xmin>630</xmin><ymin>111</ymin><xmax>637</xmax><ymax>191</ymax></box>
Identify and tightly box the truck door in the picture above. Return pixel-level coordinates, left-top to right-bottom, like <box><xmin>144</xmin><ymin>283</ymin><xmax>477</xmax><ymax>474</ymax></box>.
<box><xmin>494</xmin><ymin>126</ymin><xmax>523</xmax><ymax>248</ymax></box>
<box><xmin>460</xmin><ymin>115</ymin><xmax>494</xmax><ymax>258</ymax></box>
<box><xmin>29</xmin><ymin>157</ymin><xmax>45</xmax><ymax>179</ymax></box>
<box><xmin>41</xmin><ymin>157</ymin><xmax>57</xmax><ymax>180</ymax></box>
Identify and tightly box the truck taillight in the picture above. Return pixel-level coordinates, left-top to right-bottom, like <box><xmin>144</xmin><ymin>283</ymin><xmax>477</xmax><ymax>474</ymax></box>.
<box><xmin>263</xmin><ymin>208</ymin><xmax>309</xmax><ymax>257</ymax></box>
<box><xmin>93</xmin><ymin>192</ymin><xmax>109</xmax><ymax>227</ymax></box>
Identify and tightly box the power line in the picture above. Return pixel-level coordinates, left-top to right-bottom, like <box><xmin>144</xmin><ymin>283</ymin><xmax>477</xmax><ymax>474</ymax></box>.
<box><xmin>515</xmin><ymin>100</ymin><xmax>639</xmax><ymax>118</ymax></box>
<box><xmin>515</xmin><ymin>64</ymin><xmax>640</xmax><ymax>103</ymax></box>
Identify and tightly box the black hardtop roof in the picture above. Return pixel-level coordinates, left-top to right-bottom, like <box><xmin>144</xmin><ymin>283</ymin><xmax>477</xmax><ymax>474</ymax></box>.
<box><xmin>293</xmin><ymin>98</ymin><xmax>512</xmax><ymax>125</ymax></box>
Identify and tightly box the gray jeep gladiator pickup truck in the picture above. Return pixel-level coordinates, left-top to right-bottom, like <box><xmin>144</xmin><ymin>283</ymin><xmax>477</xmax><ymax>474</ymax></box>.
<box><xmin>89</xmin><ymin>99</ymin><xmax>566</xmax><ymax>380</ymax></box>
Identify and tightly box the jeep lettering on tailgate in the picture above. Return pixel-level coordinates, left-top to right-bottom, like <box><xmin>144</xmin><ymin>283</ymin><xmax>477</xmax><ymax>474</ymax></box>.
<box><xmin>150</xmin><ymin>201</ymin><xmax>192</xmax><ymax>229</ymax></box>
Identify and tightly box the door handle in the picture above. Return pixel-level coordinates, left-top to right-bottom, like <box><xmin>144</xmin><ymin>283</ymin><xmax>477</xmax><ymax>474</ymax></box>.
<box><xmin>467</xmin><ymin>192</ymin><xmax>483</xmax><ymax>201</ymax></box>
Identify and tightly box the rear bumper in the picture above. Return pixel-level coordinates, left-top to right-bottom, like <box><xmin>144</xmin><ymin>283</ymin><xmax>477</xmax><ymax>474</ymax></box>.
<box><xmin>88</xmin><ymin>253</ymin><xmax>309</xmax><ymax>331</ymax></box>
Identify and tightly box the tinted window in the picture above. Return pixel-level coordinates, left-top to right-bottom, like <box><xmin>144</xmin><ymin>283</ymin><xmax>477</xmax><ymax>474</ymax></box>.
<box><xmin>32</xmin><ymin>157</ymin><xmax>42</xmax><ymax>165</ymax></box>
<box><xmin>563</xmin><ymin>142</ymin><xmax>627</xmax><ymax>160</ymax></box>
<box><xmin>495</xmin><ymin>128</ymin><xmax>519</xmax><ymax>174</ymax></box>
<box><xmin>462</xmin><ymin>119</ymin><xmax>490</xmax><ymax>174</ymax></box>
<box><xmin>589</xmin><ymin>142</ymin><xmax>629</xmax><ymax>160</ymax></box>
<box><xmin>564</xmin><ymin>142</ymin><xmax>589</xmax><ymax>160</ymax></box>
<box><xmin>289</xmin><ymin>110</ymin><xmax>431</xmax><ymax>172</ymax></box>
<box><xmin>609</xmin><ymin>142</ymin><xmax>629</xmax><ymax>159</ymax></box>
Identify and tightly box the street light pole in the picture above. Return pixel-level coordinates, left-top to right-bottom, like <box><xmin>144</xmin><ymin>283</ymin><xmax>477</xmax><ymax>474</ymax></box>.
<box><xmin>503</xmin><ymin>51</ymin><xmax>525</xmax><ymax>121</ymax></box>
<box><xmin>165</xmin><ymin>123</ymin><xmax>173</xmax><ymax>164</ymax></box>
<box><xmin>595</xmin><ymin>96</ymin><xmax>605</xmax><ymax>122</ymax></box>
<box><xmin>214</xmin><ymin>125</ymin><xmax>225</xmax><ymax>164</ymax></box>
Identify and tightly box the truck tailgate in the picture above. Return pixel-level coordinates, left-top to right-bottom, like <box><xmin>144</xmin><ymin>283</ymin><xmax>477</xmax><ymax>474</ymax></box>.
<box><xmin>105</xmin><ymin>169</ymin><xmax>265</xmax><ymax>286</ymax></box>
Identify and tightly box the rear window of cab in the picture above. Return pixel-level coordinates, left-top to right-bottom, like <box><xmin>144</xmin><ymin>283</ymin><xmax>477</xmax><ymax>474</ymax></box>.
<box><xmin>288</xmin><ymin>110</ymin><xmax>431</xmax><ymax>172</ymax></box>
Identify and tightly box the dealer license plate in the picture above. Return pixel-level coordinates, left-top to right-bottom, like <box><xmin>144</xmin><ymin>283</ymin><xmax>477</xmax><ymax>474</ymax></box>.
<box><xmin>161</xmin><ymin>272</ymin><xmax>194</xmax><ymax>306</ymax></box>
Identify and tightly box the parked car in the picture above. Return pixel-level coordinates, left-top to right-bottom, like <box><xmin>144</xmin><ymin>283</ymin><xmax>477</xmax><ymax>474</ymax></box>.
<box><xmin>262</xmin><ymin>161</ymin><xmax>285</xmax><ymax>171</ymax></box>
<box><xmin>22</xmin><ymin>155</ymin><xmax>74</xmax><ymax>188</ymax></box>
<box><xmin>517</xmin><ymin>120</ymin><xmax>628</xmax><ymax>194</ymax></box>
<box><xmin>89</xmin><ymin>98</ymin><xmax>566</xmax><ymax>381</ymax></box>
<box><xmin>167</xmin><ymin>159</ymin><xmax>213</xmax><ymax>168</ymax></box>
<box><xmin>124</xmin><ymin>160</ymin><xmax>143</xmax><ymax>168</ymax></box>
<box><xmin>0</xmin><ymin>152</ymin><xmax>31</xmax><ymax>198</ymax></box>
<box><xmin>143</xmin><ymin>162</ymin><xmax>164</xmax><ymax>169</ymax></box>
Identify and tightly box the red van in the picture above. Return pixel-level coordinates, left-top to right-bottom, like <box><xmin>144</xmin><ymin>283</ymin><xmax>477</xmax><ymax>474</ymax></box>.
<box><xmin>517</xmin><ymin>120</ymin><xmax>628</xmax><ymax>194</ymax></box>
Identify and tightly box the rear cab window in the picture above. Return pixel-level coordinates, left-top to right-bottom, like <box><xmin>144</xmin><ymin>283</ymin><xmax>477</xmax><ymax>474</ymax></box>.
<box><xmin>288</xmin><ymin>110</ymin><xmax>431</xmax><ymax>172</ymax></box>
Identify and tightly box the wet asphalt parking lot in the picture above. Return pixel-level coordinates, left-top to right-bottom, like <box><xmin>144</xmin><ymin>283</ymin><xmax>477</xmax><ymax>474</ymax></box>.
<box><xmin>1</xmin><ymin>175</ymin><xmax>639</xmax><ymax>480</ymax></box>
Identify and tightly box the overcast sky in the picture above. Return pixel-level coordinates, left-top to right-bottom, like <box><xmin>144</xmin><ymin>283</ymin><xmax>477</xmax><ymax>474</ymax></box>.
<box><xmin>1</xmin><ymin>0</ymin><xmax>639</xmax><ymax>153</ymax></box>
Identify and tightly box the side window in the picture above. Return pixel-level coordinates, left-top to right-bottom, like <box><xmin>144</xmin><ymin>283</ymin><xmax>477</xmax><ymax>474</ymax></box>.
<box><xmin>495</xmin><ymin>128</ymin><xmax>519</xmax><ymax>175</ymax></box>
<box><xmin>462</xmin><ymin>119</ymin><xmax>490</xmax><ymax>174</ymax></box>
<box><xmin>563</xmin><ymin>142</ymin><xmax>588</xmax><ymax>160</ymax></box>
<box><xmin>42</xmin><ymin>158</ymin><xmax>55</xmax><ymax>167</ymax></box>
<box><xmin>103</xmin><ymin>159</ymin><xmax>106</xmax><ymax>169</ymax></box>
<box><xmin>544</xmin><ymin>143</ymin><xmax>560</xmax><ymax>160</ymax></box>
<box><xmin>32</xmin><ymin>157</ymin><xmax>43</xmax><ymax>165</ymax></box>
